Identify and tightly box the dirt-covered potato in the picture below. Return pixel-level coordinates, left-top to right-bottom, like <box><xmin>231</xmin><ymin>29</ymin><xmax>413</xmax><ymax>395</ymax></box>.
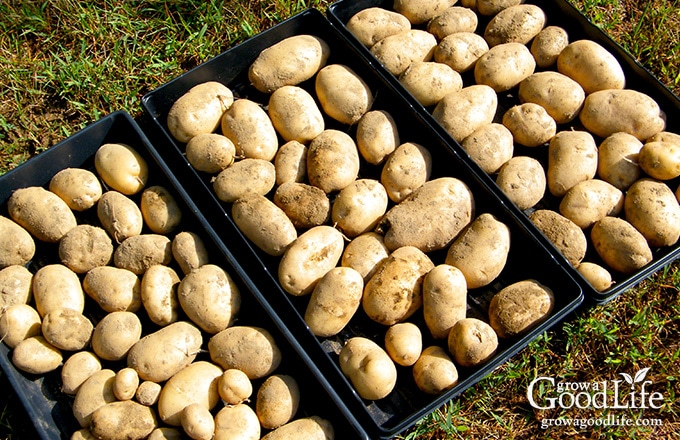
<box><xmin>209</xmin><ymin>326</ymin><xmax>281</xmax><ymax>380</ymax></box>
<box><xmin>355</xmin><ymin>110</ymin><xmax>400</xmax><ymax>166</ymax></box>
<box><xmin>260</xmin><ymin>416</ymin><xmax>333</xmax><ymax>440</ymax></box>
<box><xmin>185</xmin><ymin>133</ymin><xmax>236</xmax><ymax>174</ymax></box>
<box><xmin>307</xmin><ymin>129</ymin><xmax>361</xmax><ymax>194</ymax></box>
<box><xmin>275</xmin><ymin>140</ymin><xmax>308</xmax><ymax>185</ymax></box>
<box><xmin>529</xmin><ymin>209</ymin><xmax>588</xmax><ymax>267</ymax></box>
<box><xmin>114</xmin><ymin>234</ymin><xmax>173</xmax><ymax>275</ymax></box>
<box><xmin>475</xmin><ymin>42</ymin><xmax>536</xmax><ymax>92</ymax></box>
<box><xmin>97</xmin><ymin>190</ymin><xmax>144</xmax><ymax>243</ymax></box>
<box><xmin>0</xmin><ymin>216</ymin><xmax>35</xmax><ymax>269</ymax></box>
<box><xmin>232</xmin><ymin>193</ymin><xmax>297</xmax><ymax>257</ymax></box>
<box><xmin>41</xmin><ymin>308</ymin><xmax>93</xmax><ymax>352</ymax></box>
<box><xmin>399</xmin><ymin>61</ymin><xmax>462</xmax><ymax>107</ymax></box>
<box><xmin>370</xmin><ymin>29</ymin><xmax>438</xmax><ymax>76</ymax></box>
<box><xmin>483</xmin><ymin>4</ymin><xmax>546</xmax><ymax>46</ymax></box>
<box><xmin>384</xmin><ymin>322</ymin><xmax>422</xmax><ymax>367</ymax></box>
<box><xmin>214</xmin><ymin>404</ymin><xmax>260</xmax><ymax>440</ymax></box>
<box><xmin>274</xmin><ymin>182</ymin><xmax>331</xmax><ymax>230</ymax></box>
<box><xmin>91</xmin><ymin>311</ymin><xmax>142</xmax><ymax>361</ymax></box>
<box><xmin>256</xmin><ymin>375</ymin><xmax>300</xmax><ymax>430</ymax></box>
<box><xmin>11</xmin><ymin>335</ymin><xmax>62</xmax><ymax>375</ymax></box>
<box><xmin>214</xmin><ymin>158</ymin><xmax>276</xmax><ymax>203</ymax></box>
<box><xmin>136</xmin><ymin>382</ymin><xmax>162</xmax><ymax>408</ymax></box>
<box><xmin>304</xmin><ymin>267</ymin><xmax>363</xmax><ymax>337</ymax></box>
<box><xmin>412</xmin><ymin>345</ymin><xmax>458</xmax><ymax>394</ymax></box>
<box><xmin>0</xmin><ymin>303</ymin><xmax>41</xmax><ymax>349</ymax></box>
<box><xmin>340</xmin><ymin>232</ymin><xmax>389</xmax><ymax>282</ymax></box>
<box><xmin>182</xmin><ymin>403</ymin><xmax>214</xmax><ymax>440</ymax></box>
<box><xmin>557</xmin><ymin>39</ymin><xmax>625</xmax><ymax>94</ymax></box>
<box><xmin>59</xmin><ymin>225</ymin><xmax>114</xmax><ymax>273</ymax></box>
<box><xmin>624</xmin><ymin>178</ymin><xmax>680</xmax><ymax>247</ymax></box>
<box><xmin>141</xmin><ymin>264</ymin><xmax>180</xmax><ymax>326</ymax></box>
<box><xmin>167</xmin><ymin>81</ymin><xmax>233</xmax><ymax>143</ymax></box>
<box><xmin>268</xmin><ymin>85</ymin><xmax>325</xmax><ymax>143</ymax></box>
<box><xmin>83</xmin><ymin>266</ymin><xmax>142</xmax><ymax>313</ymax></box>
<box><xmin>248</xmin><ymin>34</ymin><xmax>330</xmax><ymax>94</ymax></box>
<box><xmin>49</xmin><ymin>167</ymin><xmax>102</xmax><ymax>211</ymax></box>
<box><xmin>91</xmin><ymin>400</ymin><xmax>157</xmax><ymax>440</ymax></box>
<box><xmin>339</xmin><ymin>337</ymin><xmax>397</xmax><ymax>400</ymax></box>
<box><xmin>0</xmin><ymin>265</ymin><xmax>33</xmax><ymax>308</ymax></box>
<box><xmin>638</xmin><ymin>141</ymin><xmax>680</xmax><ymax>180</ymax></box>
<box><xmin>502</xmin><ymin>103</ymin><xmax>556</xmax><ymax>147</ymax></box>
<box><xmin>434</xmin><ymin>32</ymin><xmax>489</xmax><ymax>73</ymax></box>
<box><xmin>61</xmin><ymin>351</ymin><xmax>102</xmax><ymax>395</ymax></box>
<box><xmin>530</xmin><ymin>26</ymin><xmax>569</xmax><ymax>68</ymax></box>
<box><xmin>547</xmin><ymin>130</ymin><xmax>598</xmax><ymax>197</ymax></box>
<box><xmin>432</xmin><ymin>84</ymin><xmax>497</xmax><ymax>142</ymax></box>
<box><xmin>221</xmin><ymin>99</ymin><xmax>279</xmax><ymax>161</ymax></box>
<box><xmin>140</xmin><ymin>185</ymin><xmax>182</xmax><ymax>235</ymax></box>
<box><xmin>597</xmin><ymin>132</ymin><xmax>643</xmax><ymax>191</ymax></box>
<box><xmin>495</xmin><ymin>156</ymin><xmax>546</xmax><ymax>210</ymax></box>
<box><xmin>394</xmin><ymin>0</ymin><xmax>456</xmax><ymax>25</ymax></box>
<box><xmin>332</xmin><ymin>179</ymin><xmax>389</xmax><ymax>238</ymax></box>
<box><xmin>461</xmin><ymin>123</ymin><xmax>514</xmax><ymax>174</ymax></box>
<box><xmin>476</xmin><ymin>0</ymin><xmax>523</xmax><ymax>16</ymax></box>
<box><xmin>8</xmin><ymin>186</ymin><xmax>77</xmax><ymax>243</ymax></box>
<box><xmin>422</xmin><ymin>264</ymin><xmax>467</xmax><ymax>339</ymax></box>
<box><xmin>519</xmin><ymin>72</ymin><xmax>585</xmax><ymax>125</ymax></box>
<box><xmin>94</xmin><ymin>143</ymin><xmax>149</xmax><ymax>195</ymax></box>
<box><xmin>32</xmin><ymin>264</ymin><xmax>85</xmax><ymax>317</ymax></box>
<box><xmin>218</xmin><ymin>369</ymin><xmax>252</xmax><ymax>405</ymax></box>
<box><xmin>72</xmin><ymin>369</ymin><xmax>117</xmax><ymax>428</ymax></box>
<box><xmin>346</xmin><ymin>7</ymin><xmax>411</xmax><ymax>48</ymax></box>
<box><xmin>576</xmin><ymin>262</ymin><xmax>613</xmax><ymax>292</ymax></box>
<box><xmin>427</xmin><ymin>6</ymin><xmax>478</xmax><ymax>39</ymax></box>
<box><xmin>447</xmin><ymin>318</ymin><xmax>498</xmax><ymax>366</ymax></box>
<box><xmin>591</xmin><ymin>216</ymin><xmax>653</xmax><ymax>274</ymax></box>
<box><xmin>559</xmin><ymin>179</ymin><xmax>624</xmax><ymax>229</ymax></box>
<box><xmin>381</xmin><ymin>142</ymin><xmax>432</xmax><ymax>203</ymax></box>
<box><xmin>488</xmin><ymin>279</ymin><xmax>554</xmax><ymax>338</ymax></box>
<box><xmin>114</xmin><ymin>367</ymin><xmax>139</xmax><ymax>401</ymax></box>
<box><xmin>316</xmin><ymin>64</ymin><xmax>373</xmax><ymax>125</ymax></box>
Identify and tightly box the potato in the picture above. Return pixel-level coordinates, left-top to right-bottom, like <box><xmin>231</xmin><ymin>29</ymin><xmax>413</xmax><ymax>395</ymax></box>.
<box><xmin>559</xmin><ymin>179</ymin><xmax>624</xmax><ymax>229</ymax></box>
<box><xmin>141</xmin><ymin>264</ymin><xmax>180</xmax><ymax>326</ymax></box>
<box><xmin>140</xmin><ymin>185</ymin><xmax>182</xmax><ymax>235</ymax></box>
<box><xmin>59</xmin><ymin>224</ymin><xmax>114</xmax><ymax>273</ymax></box>
<box><xmin>380</xmin><ymin>142</ymin><xmax>432</xmax><ymax>203</ymax></box>
<box><xmin>208</xmin><ymin>326</ymin><xmax>282</xmax><ymax>380</ymax></box>
<box><xmin>362</xmin><ymin>246</ymin><xmax>434</xmax><ymax>326</ymax></box>
<box><xmin>484</xmin><ymin>4</ymin><xmax>546</xmax><ymax>47</ymax></box>
<box><xmin>530</xmin><ymin>26</ymin><xmax>569</xmax><ymax>68</ymax></box>
<box><xmin>432</xmin><ymin>84</ymin><xmax>497</xmax><ymax>142</ymax></box>
<box><xmin>0</xmin><ymin>303</ymin><xmax>41</xmax><ymax>349</ymax></box>
<box><xmin>127</xmin><ymin>321</ymin><xmax>203</xmax><ymax>382</ymax></box>
<box><xmin>427</xmin><ymin>6</ymin><xmax>478</xmax><ymax>39</ymax></box>
<box><xmin>114</xmin><ymin>367</ymin><xmax>139</xmax><ymax>401</ymax></box>
<box><xmin>114</xmin><ymin>233</ymin><xmax>173</xmax><ymax>275</ymax></box>
<box><xmin>218</xmin><ymin>369</ymin><xmax>252</xmax><ymax>405</ymax></box>
<box><xmin>268</xmin><ymin>85</ymin><xmax>325</xmax><ymax>143</ymax></box>
<box><xmin>547</xmin><ymin>131</ymin><xmax>598</xmax><ymax>197</ymax></box>
<box><xmin>339</xmin><ymin>337</ymin><xmax>397</xmax><ymax>400</ymax></box>
<box><xmin>332</xmin><ymin>179</ymin><xmax>388</xmax><ymax>237</ymax></box>
<box><xmin>72</xmin><ymin>369</ymin><xmax>117</xmax><ymax>428</ymax></box>
<box><xmin>157</xmin><ymin>361</ymin><xmax>223</xmax><ymax>426</ymax></box>
<box><xmin>248</xmin><ymin>34</ymin><xmax>330</xmax><ymax>94</ymax></box>
<box><xmin>32</xmin><ymin>264</ymin><xmax>85</xmax><ymax>317</ymax></box>
<box><xmin>597</xmin><ymin>132</ymin><xmax>643</xmax><ymax>190</ymax></box>
<box><xmin>41</xmin><ymin>308</ymin><xmax>93</xmax><ymax>351</ymax></box>
<box><xmin>577</xmin><ymin>261</ymin><xmax>613</xmax><ymax>292</ymax></box>
<box><xmin>591</xmin><ymin>216</ymin><xmax>653</xmax><ymax>274</ymax></box>
<box><xmin>625</xmin><ymin>178</ymin><xmax>680</xmax><ymax>247</ymax></box>
<box><xmin>274</xmin><ymin>182</ymin><xmax>331</xmax><ymax>229</ymax></box>
<box><xmin>476</xmin><ymin>0</ymin><xmax>523</xmax><ymax>16</ymax></box>
<box><xmin>370</xmin><ymin>29</ymin><xmax>437</xmax><ymax>76</ymax></box>
<box><xmin>213</xmin><ymin>158</ymin><xmax>276</xmax><ymax>203</ymax></box>
<box><xmin>488</xmin><ymin>279</ymin><xmax>554</xmax><ymax>338</ymax></box>
<box><xmin>0</xmin><ymin>265</ymin><xmax>32</xmax><ymax>308</ymax></box>
<box><xmin>394</xmin><ymin>0</ymin><xmax>456</xmax><ymax>25</ymax></box>
<box><xmin>185</xmin><ymin>133</ymin><xmax>236</xmax><ymax>173</ymax></box>
<box><xmin>384</xmin><ymin>322</ymin><xmax>422</xmax><ymax>367</ymax></box>
<box><xmin>346</xmin><ymin>7</ymin><xmax>411</xmax><ymax>48</ymax></box>
<box><xmin>275</xmin><ymin>140</ymin><xmax>308</xmax><ymax>185</ymax></box>
<box><xmin>447</xmin><ymin>318</ymin><xmax>498</xmax><ymax>366</ymax></box>
<box><xmin>167</xmin><ymin>81</ymin><xmax>233</xmax><ymax>143</ymax></box>
<box><xmin>0</xmin><ymin>216</ymin><xmax>35</xmax><ymax>269</ymax></box>
<box><xmin>422</xmin><ymin>265</ymin><xmax>467</xmax><ymax>339</ymax></box>
<box><xmin>445</xmin><ymin>213</ymin><xmax>510</xmax><ymax>289</ymax></box>
<box><xmin>49</xmin><ymin>167</ymin><xmax>102</xmax><ymax>211</ymax></box>
<box><xmin>307</xmin><ymin>129</ymin><xmax>361</xmax><ymax>194</ymax></box>
<box><xmin>94</xmin><ymin>143</ymin><xmax>149</xmax><ymax>195</ymax></box>
<box><xmin>91</xmin><ymin>311</ymin><xmax>142</xmax><ymax>361</ymax></box>
<box><xmin>315</xmin><ymin>64</ymin><xmax>373</xmax><ymax>125</ymax></box>
<box><xmin>529</xmin><ymin>209</ymin><xmax>588</xmax><ymax>267</ymax></box>
<box><xmin>256</xmin><ymin>375</ymin><xmax>300</xmax><ymax>430</ymax></box>
<box><xmin>304</xmin><ymin>267</ymin><xmax>363</xmax><ymax>337</ymax></box>
<box><xmin>502</xmin><ymin>103</ymin><xmax>556</xmax><ymax>147</ymax></box>
<box><xmin>557</xmin><ymin>40</ymin><xmax>625</xmax><ymax>94</ymax></box>
<box><xmin>648</xmin><ymin>131</ymin><xmax>680</xmax><ymax>145</ymax></box>
<box><xmin>178</xmin><ymin>264</ymin><xmax>241</xmax><ymax>334</ymax></box>
<box><xmin>260</xmin><ymin>416</ymin><xmax>333</xmax><ymax>440</ymax></box>
<box><xmin>579</xmin><ymin>89</ymin><xmax>666</xmax><ymax>141</ymax></box>
<box><xmin>496</xmin><ymin>156</ymin><xmax>546</xmax><ymax>210</ymax></box>
<box><xmin>278</xmin><ymin>225</ymin><xmax>345</xmax><ymax>296</ymax></box>
<box><xmin>214</xmin><ymin>403</ymin><xmax>260</xmax><ymax>440</ymax></box>
<box><xmin>97</xmin><ymin>190</ymin><xmax>144</xmax><ymax>243</ymax></box>
<box><xmin>433</xmin><ymin>32</ymin><xmax>489</xmax><ymax>73</ymax></box>
<box><xmin>461</xmin><ymin>123</ymin><xmax>513</xmax><ymax>174</ymax></box>
<box><xmin>181</xmin><ymin>403</ymin><xmax>215</xmax><ymax>440</ymax></box>
<box><xmin>11</xmin><ymin>335</ymin><xmax>62</xmax><ymax>374</ymax></box>
<box><xmin>519</xmin><ymin>72</ymin><xmax>585</xmax><ymax>125</ymax></box>
<box><xmin>399</xmin><ymin>61</ymin><xmax>462</xmax><ymax>107</ymax></box>
<box><xmin>221</xmin><ymin>99</ymin><xmax>279</xmax><ymax>161</ymax></box>
<box><xmin>83</xmin><ymin>266</ymin><xmax>142</xmax><ymax>313</ymax></box>
<box><xmin>61</xmin><ymin>351</ymin><xmax>102</xmax><ymax>395</ymax></box>
<box><xmin>412</xmin><ymin>345</ymin><xmax>458</xmax><ymax>394</ymax></box>
<box><xmin>340</xmin><ymin>232</ymin><xmax>389</xmax><ymax>282</ymax></box>
<box><xmin>136</xmin><ymin>381</ymin><xmax>163</xmax><ymax>407</ymax></box>
<box><xmin>148</xmin><ymin>427</ymin><xmax>182</xmax><ymax>440</ymax></box>
<box><xmin>71</xmin><ymin>429</ymin><xmax>99</xmax><ymax>440</ymax></box>
<box><xmin>7</xmin><ymin>186</ymin><xmax>77</xmax><ymax>243</ymax></box>
<box><xmin>378</xmin><ymin>177</ymin><xmax>474</xmax><ymax>253</ymax></box>
<box><xmin>232</xmin><ymin>193</ymin><xmax>297</xmax><ymax>257</ymax></box>
<box><xmin>475</xmin><ymin>42</ymin><xmax>536</xmax><ymax>92</ymax></box>
<box><xmin>91</xmin><ymin>400</ymin><xmax>157</xmax><ymax>440</ymax></box>
<box><xmin>638</xmin><ymin>141</ymin><xmax>680</xmax><ymax>180</ymax></box>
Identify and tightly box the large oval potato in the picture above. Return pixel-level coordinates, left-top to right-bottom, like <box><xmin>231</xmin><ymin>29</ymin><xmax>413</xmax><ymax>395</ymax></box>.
<box><xmin>332</xmin><ymin>179</ymin><xmax>388</xmax><ymax>238</ymax></box>
<box><xmin>384</xmin><ymin>322</ymin><xmax>422</xmax><ymax>367</ymax></box>
<box><xmin>113</xmin><ymin>234</ymin><xmax>173</xmax><ymax>275</ymax></box>
<box><xmin>90</xmin><ymin>400</ymin><xmax>157</xmax><ymax>440</ymax></box>
<box><xmin>0</xmin><ymin>216</ymin><xmax>35</xmax><ymax>269</ymax></box>
<box><xmin>502</xmin><ymin>103</ymin><xmax>556</xmax><ymax>148</ymax></box>
<box><xmin>591</xmin><ymin>216</ymin><xmax>653</xmax><ymax>274</ymax></box>
<box><xmin>422</xmin><ymin>264</ymin><xmax>467</xmax><ymax>339</ymax></box>
<box><xmin>370</xmin><ymin>29</ymin><xmax>437</xmax><ymax>76</ymax></box>
<box><xmin>61</xmin><ymin>351</ymin><xmax>102</xmax><ymax>395</ymax></box>
<box><xmin>140</xmin><ymin>185</ymin><xmax>182</xmax><ymax>235</ymax></box>
<box><xmin>307</xmin><ymin>129</ymin><xmax>360</xmax><ymax>194</ymax></box>
<box><xmin>356</xmin><ymin>110</ymin><xmax>399</xmax><ymax>166</ymax></box>
<box><xmin>49</xmin><ymin>167</ymin><xmax>102</xmax><ymax>211</ymax></box>
<box><xmin>529</xmin><ymin>209</ymin><xmax>587</xmax><ymax>267</ymax></box>
<box><xmin>412</xmin><ymin>345</ymin><xmax>458</xmax><ymax>395</ymax></box>
<box><xmin>91</xmin><ymin>311</ymin><xmax>142</xmax><ymax>361</ymax></box>
<box><xmin>167</xmin><ymin>81</ymin><xmax>234</xmax><ymax>143</ymax></box>
<box><xmin>11</xmin><ymin>335</ymin><xmax>62</xmax><ymax>375</ymax></box>
<box><xmin>208</xmin><ymin>326</ymin><xmax>281</xmax><ymax>380</ymax></box>
<box><xmin>447</xmin><ymin>318</ymin><xmax>498</xmax><ymax>366</ymax></box>
<box><xmin>399</xmin><ymin>61</ymin><xmax>462</xmax><ymax>107</ymax></box>
<box><xmin>213</xmin><ymin>158</ymin><xmax>276</xmax><ymax>203</ymax></box>
<box><xmin>141</xmin><ymin>264</ymin><xmax>181</xmax><ymax>326</ymax></box>
<box><xmin>432</xmin><ymin>84</ymin><xmax>497</xmax><ymax>142</ymax></box>
<box><xmin>597</xmin><ymin>132</ymin><xmax>643</xmax><ymax>190</ymax></box>
<box><xmin>315</xmin><ymin>64</ymin><xmax>373</xmax><ymax>126</ymax></box>
<box><xmin>428</xmin><ymin>6</ymin><xmax>478</xmax><ymax>39</ymax></box>
<box><xmin>530</xmin><ymin>25</ymin><xmax>569</xmax><ymax>68</ymax></box>
<box><xmin>461</xmin><ymin>123</ymin><xmax>514</xmax><ymax>174</ymax></box>
<box><xmin>0</xmin><ymin>265</ymin><xmax>33</xmax><ymax>308</ymax></box>
<box><xmin>256</xmin><ymin>374</ymin><xmax>300</xmax><ymax>430</ymax></box>
<box><xmin>495</xmin><ymin>156</ymin><xmax>546</xmax><ymax>210</ymax></box>
<box><xmin>346</xmin><ymin>7</ymin><xmax>411</xmax><ymax>48</ymax></box>
<box><xmin>434</xmin><ymin>32</ymin><xmax>489</xmax><ymax>73</ymax></box>
<box><xmin>557</xmin><ymin>40</ymin><xmax>625</xmax><ymax>94</ymax></box>
<box><xmin>268</xmin><ymin>85</ymin><xmax>325</xmax><ymax>143</ymax></box>
<box><xmin>0</xmin><ymin>303</ymin><xmax>41</xmax><ymax>349</ymax></box>
<box><xmin>488</xmin><ymin>279</ymin><xmax>554</xmax><ymax>338</ymax></box>
<box><xmin>339</xmin><ymin>337</ymin><xmax>397</xmax><ymax>400</ymax></box>
<box><xmin>559</xmin><ymin>179</ymin><xmax>624</xmax><ymax>229</ymax></box>
<box><xmin>59</xmin><ymin>225</ymin><xmax>114</xmax><ymax>274</ymax></box>
<box><xmin>32</xmin><ymin>264</ymin><xmax>85</xmax><ymax>317</ymax></box>
<box><xmin>214</xmin><ymin>404</ymin><xmax>260</xmax><ymax>440</ymax></box>
<box><xmin>8</xmin><ymin>186</ymin><xmax>77</xmax><ymax>243</ymax></box>
<box><xmin>304</xmin><ymin>267</ymin><xmax>364</xmax><ymax>337</ymax></box>
<box><xmin>340</xmin><ymin>231</ymin><xmax>389</xmax><ymax>282</ymax></box>
<box><xmin>519</xmin><ymin>71</ymin><xmax>585</xmax><ymax>125</ymax></box>
<box><xmin>381</xmin><ymin>142</ymin><xmax>432</xmax><ymax>203</ymax></box>
<box><xmin>394</xmin><ymin>0</ymin><xmax>456</xmax><ymax>25</ymax></box>
<box><xmin>274</xmin><ymin>182</ymin><xmax>331</xmax><ymax>230</ymax></box>
<box><xmin>547</xmin><ymin>130</ymin><xmax>598</xmax><ymax>197</ymax></box>
<box><xmin>221</xmin><ymin>99</ymin><xmax>279</xmax><ymax>161</ymax></box>
<box><xmin>83</xmin><ymin>266</ymin><xmax>141</xmax><ymax>313</ymax></box>
<box><xmin>624</xmin><ymin>178</ymin><xmax>680</xmax><ymax>247</ymax></box>
<box><xmin>637</xmin><ymin>141</ymin><xmax>680</xmax><ymax>180</ymax></box>
<box><xmin>94</xmin><ymin>143</ymin><xmax>149</xmax><ymax>195</ymax></box>
<box><xmin>41</xmin><ymin>308</ymin><xmax>93</xmax><ymax>352</ymax></box>
<box><xmin>185</xmin><ymin>133</ymin><xmax>236</xmax><ymax>174</ymax></box>
<box><xmin>232</xmin><ymin>193</ymin><xmax>297</xmax><ymax>257</ymax></box>
<box><xmin>484</xmin><ymin>4</ymin><xmax>546</xmax><ymax>46</ymax></box>
<box><xmin>97</xmin><ymin>190</ymin><xmax>144</xmax><ymax>243</ymax></box>
<box><xmin>475</xmin><ymin>42</ymin><xmax>536</xmax><ymax>92</ymax></box>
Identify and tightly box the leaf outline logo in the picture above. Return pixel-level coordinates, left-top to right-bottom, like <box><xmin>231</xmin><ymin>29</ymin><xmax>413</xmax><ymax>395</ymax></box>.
<box><xmin>620</xmin><ymin>368</ymin><xmax>651</xmax><ymax>389</ymax></box>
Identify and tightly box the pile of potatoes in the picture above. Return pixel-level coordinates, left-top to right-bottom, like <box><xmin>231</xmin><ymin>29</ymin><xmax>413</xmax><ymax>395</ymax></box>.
<box><xmin>0</xmin><ymin>142</ymin><xmax>335</xmax><ymax>439</ymax></box>
<box><xmin>165</xmin><ymin>31</ymin><xmax>559</xmax><ymax>402</ymax></box>
<box><xmin>344</xmin><ymin>0</ymin><xmax>680</xmax><ymax>292</ymax></box>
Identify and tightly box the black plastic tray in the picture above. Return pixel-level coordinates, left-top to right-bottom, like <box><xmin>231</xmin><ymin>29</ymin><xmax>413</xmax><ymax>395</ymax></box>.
<box><xmin>141</xmin><ymin>8</ymin><xmax>584</xmax><ymax>438</ymax></box>
<box><xmin>0</xmin><ymin>110</ymin><xmax>369</xmax><ymax>440</ymax></box>
<box><xmin>327</xmin><ymin>0</ymin><xmax>680</xmax><ymax>305</ymax></box>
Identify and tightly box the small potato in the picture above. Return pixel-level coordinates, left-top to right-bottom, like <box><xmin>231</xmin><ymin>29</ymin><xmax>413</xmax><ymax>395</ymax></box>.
<box><xmin>8</xmin><ymin>186</ymin><xmax>77</xmax><ymax>243</ymax></box>
<box><xmin>274</xmin><ymin>182</ymin><xmax>331</xmax><ymax>229</ymax></box>
<box><xmin>213</xmin><ymin>158</ymin><xmax>276</xmax><ymax>203</ymax></box>
<box><xmin>339</xmin><ymin>337</ymin><xmax>397</xmax><ymax>400</ymax></box>
<box><xmin>219</xmin><ymin>369</ymin><xmax>252</xmax><ymax>405</ymax></box>
<box><xmin>529</xmin><ymin>209</ymin><xmax>587</xmax><ymax>267</ymax></box>
<box><xmin>91</xmin><ymin>400</ymin><xmax>158</xmax><ymax>440</ymax></box>
<box><xmin>83</xmin><ymin>266</ymin><xmax>142</xmax><ymax>313</ymax></box>
<box><xmin>94</xmin><ymin>143</ymin><xmax>149</xmax><ymax>195</ymax></box>
<box><xmin>432</xmin><ymin>84</ymin><xmax>497</xmax><ymax>142</ymax></box>
<box><xmin>248</xmin><ymin>34</ymin><xmax>330</xmax><ymax>93</ymax></box>
<box><xmin>41</xmin><ymin>308</ymin><xmax>93</xmax><ymax>351</ymax></box>
<box><xmin>32</xmin><ymin>264</ymin><xmax>85</xmax><ymax>317</ymax></box>
<box><xmin>624</xmin><ymin>178</ymin><xmax>680</xmax><ymax>247</ymax></box>
<box><xmin>445</xmin><ymin>213</ymin><xmax>510</xmax><ymax>289</ymax></box>
<box><xmin>141</xmin><ymin>185</ymin><xmax>182</xmax><ymax>235</ymax></box>
<box><xmin>256</xmin><ymin>375</ymin><xmax>300</xmax><ymax>430</ymax></box>
<box><xmin>447</xmin><ymin>318</ymin><xmax>498</xmax><ymax>366</ymax></box>
<box><xmin>422</xmin><ymin>265</ymin><xmax>467</xmax><ymax>339</ymax></box>
<box><xmin>502</xmin><ymin>103</ymin><xmax>556</xmax><ymax>148</ymax></box>
<box><xmin>114</xmin><ymin>367</ymin><xmax>140</xmax><ymax>401</ymax></box>
<box><xmin>141</xmin><ymin>264</ymin><xmax>181</xmax><ymax>326</ymax></box>
<box><xmin>59</xmin><ymin>224</ymin><xmax>114</xmax><ymax>273</ymax></box>
<box><xmin>559</xmin><ymin>179</ymin><xmax>624</xmax><ymax>229</ymax></box>
<box><xmin>278</xmin><ymin>225</ymin><xmax>345</xmax><ymax>296</ymax></box>
<box><xmin>209</xmin><ymin>326</ymin><xmax>282</xmax><ymax>380</ymax></box>
<box><xmin>72</xmin><ymin>369</ymin><xmax>117</xmax><ymax>428</ymax></box>
<box><xmin>167</xmin><ymin>81</ymin><xmax>233</xmax><ymax>143</ymax></box>
<box><xmin>260</xmin><ymin>416</ymin><xmax>333</xmax><ymax>440</ymax></box>
<box><xmin>185</xmin><ymin>133</ymin><xmax>236</xmax><ymax>173</ymax></box>
<box><xmin>496</xmin><ymin>156</ymin><xmax>546</xmax><ymax>210</ymax></box>
<box><xmin>483</xmin><ymin>4</ymin><xmax>546</xmax><ymax>47</ymax></box>
<box><xmin>304</xmin><ymin>267</ymin><xmax>364</xmax><ymax>337</ymax></box>
<box><xmin>557</xmin><ymin>40</ymin><xmax>625</xmax><ymax>94</ymax></box>
<box><xmin>412</xmin><ymin>345</ymin><xmax>458</xmax><ymax>394</ymax></box>
<box><xmin>221</xmin><ymin>99</ymin><xmax>279</xmax><ymax>161</ymax></box>
<box><xmin>394</xmin><ymin>0</ymin><xmax>456</xmax><ymax>25</ymax></box>
<box><xmin>346</xmin><ymin>7</ymin><xmax>411</xmax><ymax>48</ymax></box>
<box><xmin>381</xmin><ymin>142</ymin><xmax>432</xmax><ymax>203</ymax></box>
<box><xmin>356</xmin><ymin>110</ymin><xmax>399</xmax><ymax>165</ymax></box>
<box><xmin>591</xmin><ymin>217</ymin><xmax>653</xmax><ymax>274</ymax></box>
<box><xmin>384</xmin><ymin>322</ymin><xmax>422</xmax><ymax>367</ymax></box>
<box><xmin>341</xmin><ymin>233</ymin><xmax>389</xmax><ymax>283</ymax></box>
<box><xmin>11</xmin><ymin>335</ymin><xmax>62</xmax><ymax>375</ymax></box>
<box><xmin>316</xmin><ymin>64</ymin><xmax>373</xmax><ymax>126</ymax></box>
<box><xmin>136</xmin><ymin>381</ymin><xmax>163</xmax><ymax>407</ymax></box>
<box><xmin>97</xmin><ymin>190</ymin><xmax>144</xmax><ymax>243</ymax></box>
<box><xmin>172</xmin><ymin>231</ymin><xmax>209</xmax><ymax>275</ymax></box>
<box><xmin>49</xmin><ymin>167</ymin><xmax>102</xmax><ymax>211</ymax></box>
<box><xmin>114</xmin><ymin>233</ymin><xmax>173</xmax><ymax>275</ymax></box>
<box><xmin>61</xmin><ymin>351</ymin><xmax>102</xmax><ymax>395</ymax></box>
<box><xmin>547</xmin><ymin>130</ymin><xmax>598</xmax><ymax>197</ymax></box>
<box><xmin>638</xmin><ymin>141</ymin><xmax>680</xmax><ymax>180</ymax></box>
<box><xmin>399</xmin><ymin>61</ymin><xmax>462</xmax><ymax>107</ymax></box>
<box><xmin>577</xmin><ymin>262</ymin><xmax>613</xmax><ymax>292</ymax></box>
<box><xmin>214</xmin><ymin>404</ymin><xmax>260</xmax><ymax>440</ymax></box>
<box><xmin>91</xmin><ymin>311</ymin><xmax>142</xmax><ymax>361</ymax></box>
<box><xmin>182</xmin><ymin>403</ymin><xmax>215</xmax><ymax>440</ymax></box>
<box><xmin>428</xmin><ymin>6</ymin><xmax>478</xmax><ymax>39</ymax></box>
<box><xmin>461</xmin><ymin>123</ymin><xmax>514</xmax><ymax>174</ymax></box>
<box><xmin>434</xmin><ymin>32</ymin><xmax>489</xmax><ymax>73</ymax></box>
<box><xmin>232</xmin><ymin>193</ymin><xmax>297</xmax><ymax>257</ymax></box>
<box><xmin>488</xmin><ymin>279</ymin><xmax>554</xmax><ymax>338</ymax></box>
<box><xmin>0</xmin><ymin>265</ymin><xmax>33</xmax><ymax>308</ymax></box>
<box><xmin>597</xmin><ymin>132</ymin><xmax>643</xmax><ymax>190</ymax></box>
<box><xmin>476</xmin><ymin>0</ymin><xmax>523</xmax><ymax>16</ymax></box>
<box><xmin>275</xmin><ymin>140</ymin><xmax>308</xmax><ymax>185</ymax></box>
<box><xmin>370</xmin><ymin>29</ymin><xmax>438</xmax><ymax>76</ymax></box>
<box><xmin>530</xmin><ymin>26</ymin><xmax>569</xmax><ymax>68</ymax></box>
<box><xmin>332</xmin><ymin>179</ymin><xmax>388</xmax><ymax>237</ymax></box>
<box><xmin>0</xmin><ymin>216</ymin><xmax>35</xmax><ymax>269</ymax></box>
<box><xmin>268</xmin><ymin>86</ymin><xmax>325</xmax><ymax>143</ymax></box>
<box><xmin>0</xmin><ymin>303</ymin><xmax>41</xmax><ymax>349</ymax></box>
<box><xmin>519</xmin><ymin>72</ymin><xmax>585</xmax><ymax>125</ymax></box>
<box><xmin>307</xmin><ymin>129</ymin><xmax>361</xmax><ymax>194</ymax></box>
